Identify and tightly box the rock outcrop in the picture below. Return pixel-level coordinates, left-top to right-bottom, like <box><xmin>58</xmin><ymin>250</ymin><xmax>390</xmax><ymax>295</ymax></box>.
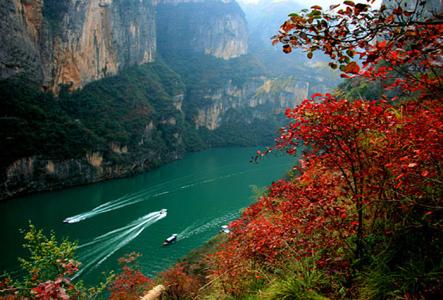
<box><xmin>194</xmin><ymin>77</ymin><xmax>308</xmax><ymax>130</ymax></box>
<box><xmin>1</xmin><ymin>0</ymin><xmax>248</xmax><ymax>91</ymax></box>
<box><xmin>1</xmin><ymin>0</ymin><xmax>157</xmax><ymax>92</ymax></box>
<box><xmin>156</xmin><ymin>0</ymin><xmax>248</xmax><ymax>59</ymax></box>
<box><xmin>140</xmin><ymin>285</ymin><xmax>166</xmax><ymax>300</ymax></box>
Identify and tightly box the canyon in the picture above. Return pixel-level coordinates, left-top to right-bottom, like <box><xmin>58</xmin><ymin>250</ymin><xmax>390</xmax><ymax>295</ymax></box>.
<box><xmin>0</xmin><ymin>0</ymin><xmax>338</xmax><ymax>200</ymax></box>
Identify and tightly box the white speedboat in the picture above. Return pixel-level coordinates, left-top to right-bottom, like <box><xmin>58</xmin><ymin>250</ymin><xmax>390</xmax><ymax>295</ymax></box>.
<box><xmin>159</xmin><ymin>209</ymin><xmax>167</xmax><ymax>215</ymax></box>
<box><xmin>220</xmin><ymin>225</ymin><xmax>230</xmax><ymax>234</ymax></box>
<box><xmin>163</xmin><ymin>234</ymin><xmax>177</xmax><ymax>246</ymax></box>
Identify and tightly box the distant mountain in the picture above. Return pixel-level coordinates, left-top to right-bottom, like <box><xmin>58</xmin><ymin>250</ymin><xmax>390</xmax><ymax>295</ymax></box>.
<box><xmin>238</xmin><ymin>0</ymin><xmax>341</xmax><ymax>92</ymax></box>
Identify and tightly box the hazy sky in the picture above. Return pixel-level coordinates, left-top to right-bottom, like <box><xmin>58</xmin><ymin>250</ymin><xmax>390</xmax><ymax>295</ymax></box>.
<box><xmin>239</xmin><ymin>0</ymin><xmax>382</xmax><ymax>9</ymax></box>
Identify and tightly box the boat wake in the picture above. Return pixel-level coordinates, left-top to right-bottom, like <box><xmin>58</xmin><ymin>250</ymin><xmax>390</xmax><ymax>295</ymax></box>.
<box><xmin>62</xmin><ymin>175</ymin><xmax>193</xmax><ymax>223</ymax></box>
<box><xmin>72</xmin><ymin>210</ymin><xmax>166</xmax><ymax>279</ymax></box>
<box><xmin>178</xmin><ymin>210</ymin><xmax>239</xmax><ymax>241</ymax></box>
<box><xmin>63</xmin><ymin>171</ymin><xmax>249</xmax><ymax>224</ymax></box>
<box><xmin>64</xmin><ymin>162</ymin><xmax>289</xmax><ymax>224</ymax></box>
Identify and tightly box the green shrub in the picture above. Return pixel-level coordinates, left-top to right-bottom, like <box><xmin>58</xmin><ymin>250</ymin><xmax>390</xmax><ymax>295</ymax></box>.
<box><xmin>0</xmin><ymin>223</ymin><xmax>111</xmax><ymax>298</ymax></box>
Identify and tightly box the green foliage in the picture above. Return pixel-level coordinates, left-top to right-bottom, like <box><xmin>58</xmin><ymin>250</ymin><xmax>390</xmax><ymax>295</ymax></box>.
<box><xmin>0</xmin><ymin>78</ymin><xmax>100</xmax><ymax>175</ymax></box>
<box><xmin>261</xmin><ymin>277</ymin><xmax>328</xmax><ymax>300</ymax></box>
<box><xmin>360</xmin><ymin>255</ymin><xmax>442</xmax><ymax>300</ymax></box>
<box><xmin>0</xmin><ymin>61</ymin><xmax>187</xmax><ymax>179</ymax></box>
<box><xmin>0</xmin><ymin>223</ymin><xmax>111</xmax><ymax>298</ymax></box>
<box><xmin>60</xmin><ymin>62</ymin><xmax>185</xmax><ymax>156</ymax></box>
<box><xmin>249</xmin><ymin>185</ymin><xmax>267</xmax><ymax>201</ymax></box>
<box><xmin>258</xmin><ymin>257</ymin><xmax>329</xmax><ymax>300</ymax></box>
<box><xmin>335</xmin><ymin>77</ymin><xmax>384</xmax><ymax>100</ymax></box>
<box><xmin>18</xmin><ymin>223</ymin><xmax>77</xmax><ymax>285</ymax></box>
<box><xmin>358</xmin><ymin>212</ymin><xmax>443</xmax><ymax>299</ymax></box>
<box><xmin>181</xmin><ymin>123</ymin><xmax>208</xmax><ymax>152</ymax></box>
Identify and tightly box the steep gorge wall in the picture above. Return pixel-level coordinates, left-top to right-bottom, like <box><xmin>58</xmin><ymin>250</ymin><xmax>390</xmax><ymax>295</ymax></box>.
<box><xmin>0</xmin><ymin>0</ymin><xmax>44</xmax><ymax>84</ymax></box>
<box><xmin>193</xmin><ymin>77</ymin><xmax>308</xmax><ymax>130</ymax></box>
<box><xmin>1</xmin><ymin>0</ymin><xmax>157</xmax><ymax>91</ymax></box>
<box><xmin>49</xmin><ymin>0</ymin><xmax>157</xmax><ymax>91</ymax></box>
<box><xmin>0</xmin><ymin>0</ymin><xmax>249</xmax><ymax>91</ymax></box>
<box><xmin>156</xmin><ymin>0</ymin><xmax>247</xmax><ymax>59</ymax></box>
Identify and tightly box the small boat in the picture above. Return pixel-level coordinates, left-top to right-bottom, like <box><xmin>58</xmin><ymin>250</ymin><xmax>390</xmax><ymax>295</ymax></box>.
<box><xmin>220</xmin><ymin>225</ymin><xmax>230</xmax><ymax>234</ymax></box>
<box><xmin>163</xmin><ymin>234</ymin><xmax>177</xmax><ymax>246</ymax></box>
<box><xmin>159</xmin><ymin>209</ymin><xmax>167</xmax><ymax>215</ymax></box>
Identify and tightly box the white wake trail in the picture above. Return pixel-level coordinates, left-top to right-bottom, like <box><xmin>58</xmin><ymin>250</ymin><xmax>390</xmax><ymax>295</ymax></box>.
<box><xmin>63</xmin><ymin>174</ymin><xmax>196</xmax><ymax>224</ymax></box>
<box><xmin>177</xmin><ymin>211</ymin><xmax>239</xmax><ymax>241</ymax></box>
<box><xmin>72</xmin><ymin>210</ymin><xmax>166</xmax><ymax>279</ymax></box>
<box><xmin>65</xmin><ymin>163</ymin><xmax>284</xmax><ymax>224</ymax></box>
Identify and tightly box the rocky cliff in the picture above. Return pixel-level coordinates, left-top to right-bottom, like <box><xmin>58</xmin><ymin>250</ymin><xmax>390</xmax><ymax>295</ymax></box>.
<box><xmin>156</xmin><ymin>0</ymin><xmax>247</xmax><ymax>59</ymax></box>
<box><xmin>193</xmin><ymin>77</ymin><xmax>307</xmax><ymax>130</ymax></box>
<box><xmin>1</xmin><ymin>0</ymin><xmax>157</xmax><ymax>92</ymax></box>
<box><xmin>48</xmin><ymin>0</ymin><xmax>157</xmax><ymax>92</ymax></box>
<box><xmin>0</xmin><ymin>0</ymin><xmax>248</xmax><ymax>92</ymax></box>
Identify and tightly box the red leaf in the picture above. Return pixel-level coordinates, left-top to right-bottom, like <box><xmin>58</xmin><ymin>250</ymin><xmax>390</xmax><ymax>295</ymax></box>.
<box><xmin>343</xmin><ymin>1</ymin><xmax>355</xmax><ymax>7</ymax></box>
<box><xmin>311</xmin><ymin>93</ymin><xmax>323</xmax><ymax>100</ymax></box>
<box><xmin>343</xmin><ymin>62</ymin><xmax>360</xmax><ymax>74</ymax></box>
<box><xmin>283</xmin><ymin>45</ymin><xmax>292</xmax><ymax>53</ymax></box>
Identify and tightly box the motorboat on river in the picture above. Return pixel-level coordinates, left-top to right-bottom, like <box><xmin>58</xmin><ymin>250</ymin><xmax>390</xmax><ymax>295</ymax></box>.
<box><xmin>163</xmin><ymin>234</ymin><xmax>177</xmax><ymax>246</ymax></box>
<box><xmin>220</xmin><ymin>225</ymin><xmax>230</xmax><ymax>233</ymax></box>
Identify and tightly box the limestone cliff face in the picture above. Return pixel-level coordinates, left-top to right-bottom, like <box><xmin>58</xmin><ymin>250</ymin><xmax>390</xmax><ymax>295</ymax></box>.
<box><xmin>1</xmin><ymin>0</ymin><xmax>156</xmax><ymax>91</ymax></box>
<box><xmin>194</xmin><ymin>77</ymin><xmax>308</xmax><ymax>130</ymax></box>
<box><xmin>50</xmin><ymin>0</ymin><xmax>156</xmax><ymax>91</ymax></box>
<box><xmin>1</xmin><ymin>146</ymin><xmax>182</xmax><ymax>200</ymax></box>
<box><xmin>0</xmin><ymin>0</ymin><xmax>44</xmax><ymax>84</ymax></box>
<box><xmin>156</xmin><ymin>0</ymin><xmax>248</xmax><ymax>59</ymax></box>
<box><xmin>1</xmin><ymin>0</ymin><xmax>248</xmax><ymax>91</ymax></box>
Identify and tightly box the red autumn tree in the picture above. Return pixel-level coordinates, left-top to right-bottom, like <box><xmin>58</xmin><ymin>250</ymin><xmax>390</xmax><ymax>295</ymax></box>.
<box><xmin>270</xmin><ymin>96</ymin><xmax>442</xmax><ymax>256</ymax></box>
<box><xmin>109</xmin><ymin>252</ymin><xmax>154</xmax><ymax>300</ymax></box>
<box><xmin>205</xmin><ymin>1</ymin><xmax>442</xmax><ymax>298</ymax></box>
<box><xmin>208</xmin><ymin>96</ymin><xmax>442</xmax><ymax>297</ymax></box>
<box><xmin>269</xmin><ymin>0</ymin><xmax>443</xmax><ymax>258</ymax></box>
<box><xmin>159</xmin><ymin>262</ymin><xmax>202</xmax><ymax>299</ymax></box>
<box><xmin>273</xmin><ymin>0</ymin><xmax>443</xmax><ymax>99</ymax></box>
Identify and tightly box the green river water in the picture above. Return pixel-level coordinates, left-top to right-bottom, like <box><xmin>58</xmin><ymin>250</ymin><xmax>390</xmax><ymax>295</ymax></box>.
<box><xmin>0</xmin><ymin>147</ymin><xmax>294</xmax><ymax>283</ymax></box>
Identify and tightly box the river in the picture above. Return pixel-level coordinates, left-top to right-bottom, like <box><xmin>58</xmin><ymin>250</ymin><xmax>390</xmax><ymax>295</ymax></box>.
<box><xmin>0</xmin><ymin>147</ymin><xmax>294</xmax><ymax>284</ymax></box>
